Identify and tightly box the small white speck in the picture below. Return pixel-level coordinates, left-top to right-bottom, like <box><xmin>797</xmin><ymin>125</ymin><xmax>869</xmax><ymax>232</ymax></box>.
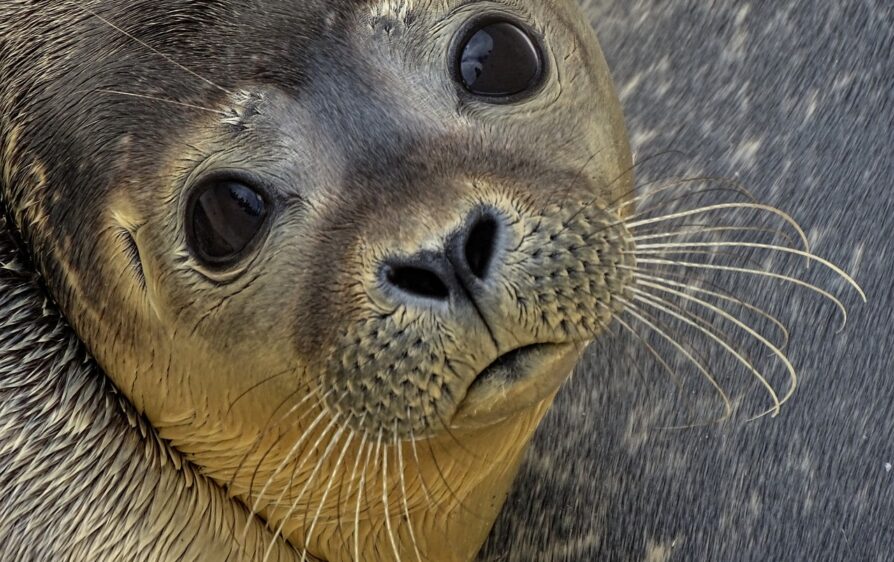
<box><xmin>885</xmin><ymin>463</ymin><xmax>892</xmax><ymax>473</ymax></box>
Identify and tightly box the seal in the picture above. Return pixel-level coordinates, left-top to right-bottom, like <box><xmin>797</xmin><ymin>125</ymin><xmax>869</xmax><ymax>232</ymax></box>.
<box><xmin>0</xmin><ymin>1</ymin><xmax>865</xmax><ymax>561</ymax></box>
<box><xmin>1</xmin><ymin>1</ymin><xmax>635</xmax><ymax>560</ymax></box>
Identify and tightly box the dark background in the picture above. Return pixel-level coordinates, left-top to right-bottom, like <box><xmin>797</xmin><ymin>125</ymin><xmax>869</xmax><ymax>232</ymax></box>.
<box><xmin>481</xmin><ymin>2</ymin><xmax>893</xmax><ymax>560</ymax></box>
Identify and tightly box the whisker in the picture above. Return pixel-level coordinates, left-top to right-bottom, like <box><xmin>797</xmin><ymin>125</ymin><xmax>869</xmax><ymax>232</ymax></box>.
<box><xmin>407</xmin><ymin>425</ymin><xmax>445</xmax><ymax>510</ymax></box>
<box><xmin>626</xmin><ymin>203</ymin><xmax>810</xmax><ymax>253</ymax></box>
<box><xmin>91</xmin><ymin>89</ymin><xmax>229</xmax><ymax>115</ymax></box>
<box><xmin>72</xmin><ymin>3</ymin><xmax>233</xmax><ymax>95</ymax></box>
<box><xmin>612</xmin><ymin>314</ymin><xmax>726</xmax><ymax>429</ymax></box>
<box><xmin>239</xmin><ymin>387</ymin><xmax>333</xmax><ymax>535</ymax></box>
<box><xmin>336</xmin><ymin>418</ymin><xmax>368</xmax><ymax>559</ymax></box>
<box><xmin>633</xmin><ymin>241</ymin><xmax>865</xmax><ymax>300</ymax></box>
<box><xmin>395</xmin><ymin>429</ymin><xmax>423</xmax><ymax>562</ymax></box>
<box><xmin>300</xmin><ymin>427</ymin><xmax>356</xmax><ymax>562</ymax></box>
<box><xmin>548</xmin><ymin>149</ymin><xmax>686</xmax><ymax>212</ymax></box>
<box><xmin>382</xmin><ymin>435</ymin><xmax>403</xmax><ymax>562</ymax></box>
<box><xmin>226</xmin><ymin>367</ymin><xmax>296</xmax><ymax>416</ymax></box>
<box><xmin>354</xmin><ymin>441</ymin><xmax>375</xmax><ymax>562</ymax></box>
<box><xmin>631</xmin><ymin>288</ymin><xmax>783</xmax><ymax>417</ymax></box>
<box><xmin>629</xmin><ymin>259</ymin><xmax>852</xmax><ymax>331</ymax></box>
<box><xmin>547</xmin><ymin>154</ymin><xmax>698</xmax><ymax>239</ymax></box>
<box><xmin>612</xmin><ymin>314</ymin><xmax>689</xmax><ymax>400</ymax></box>
<box><xmin>226</xmin><ymin>382</ymin><xmax>307</xmax><ymax>487</ymax></box>
<box><xmin>244</xmin><ymin>391</ymin><xmax>333</xmax><ymax>509</ymax></box>
<box><xmin>408</xmin><ymin>427</ymin><xmax>470</xmax><ymax>561</ymax></box>
<box><xmin>246</xmin><ymin>408</ymin><xmax>338</xmax><ymax>540</ymax></box>
<box><xmin>634</xmin><ymin>280</ymin><xmax>803</xmax><ymax>419</ymax></box>
<box><xmin>244</xmin><ymin>388</ymin><xmax>333</xmax><ymax>510</ymax></box>
<box><xmin>265</xmin><ymin>419</ymin><xmax>350</xmax><ymax>562</ymax></box>
<box><xmin>618</xmin><ymin>297</ymin><xmax>733</xmax><ymax>419</ymax></box>
<box><xmin>610</xmin><ymin>175</ymin><xmax>758</xmax><ymax>215</ymax></box>
<box><xmin>626</xmin><ymin>248</ymin><xmax>771</xmax><ymax>271</ymax></box>
<box><xmin>633</xmin><ymin>224</ymin><xmax>797</xmax><ymax>247</ymax></box>
<box><xmin>421</xmin><ymin>427</ymin><xmax>487</xmax><ymax>522</ymax></box>
<box><xmin>633</xmin><ymin>270</ymin><xmax>790</xmax><ymax>350</ymax></box>
<box><xmin>613</xmin><ymin>180</ymin><xmax>758</xmax><ymax>221</ymax></box>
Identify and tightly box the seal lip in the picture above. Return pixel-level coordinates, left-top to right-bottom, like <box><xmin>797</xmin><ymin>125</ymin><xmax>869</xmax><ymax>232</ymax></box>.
<box><xmin>450</xmin><ymin>341</ymin><xmax>585</xmax><ymax>430</ymax></box>
<box><xmin>448</xmin><ymin>12</ymin><xmax>549</xmax><ymax>105</ymax></box>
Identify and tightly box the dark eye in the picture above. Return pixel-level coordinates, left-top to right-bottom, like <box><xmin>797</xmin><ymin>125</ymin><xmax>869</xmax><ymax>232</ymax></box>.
<box><xmin>456</xmin><ymin>19</ymin><xmax>544</xmax><ymax>100</ymax></box>
<box><xmin>187</xmin><ymin>179</ymin><xmax>268</xmax><ymax>266</ymax></box>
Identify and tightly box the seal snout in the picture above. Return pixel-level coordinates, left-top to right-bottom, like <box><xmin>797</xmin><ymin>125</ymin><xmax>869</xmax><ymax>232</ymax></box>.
<box><xmin>379</xmin><ymin>207</ymin><xmax>505</xmax><ymax>305</ymax></box>
<box><xmin>321</xmin><ymin>193</ymin><xmax>634</xmax><ymax>438</ymax></box>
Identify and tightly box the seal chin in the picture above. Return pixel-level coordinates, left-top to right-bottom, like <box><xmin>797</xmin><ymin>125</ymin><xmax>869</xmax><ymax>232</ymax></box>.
<box><xmin>450</xmin><ymin>341</ymin><xmax>586</xmax><ymax>430</ymax></box>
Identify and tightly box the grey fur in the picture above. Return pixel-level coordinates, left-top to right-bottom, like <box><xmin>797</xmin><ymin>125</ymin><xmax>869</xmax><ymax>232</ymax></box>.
<box><xmin>481</xmin><ymin>1</ymin><xmax>893</xmax><ymax>561</ymax></box>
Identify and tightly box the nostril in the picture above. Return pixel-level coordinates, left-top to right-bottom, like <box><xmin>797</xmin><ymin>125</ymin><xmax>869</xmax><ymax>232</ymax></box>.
<box><xmin>464</xmin><ymin>215</ymin><xmax>499</xmax><ymax>280</ymax></box>
<box><xmin>384</xmin><ymin>264</ymin><xmax>450</xmax><ymax>300</ymax></box>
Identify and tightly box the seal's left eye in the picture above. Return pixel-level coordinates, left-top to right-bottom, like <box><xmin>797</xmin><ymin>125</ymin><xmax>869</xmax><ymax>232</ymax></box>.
<box><xmin>187</xmin><ymin>180</ymin><xmax>268</xmax><ymax>266</ymax></box>
<box><xmin>456</xmin><ymin>20</ymin><xmax>543</xmax><ymax>100</ymax></box>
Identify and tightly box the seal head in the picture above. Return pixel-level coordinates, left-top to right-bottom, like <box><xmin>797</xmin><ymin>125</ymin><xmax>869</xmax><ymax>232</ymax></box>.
<box><xmin>1</xmin><ymin>1</ymin><xmax>632</xmax><ymax>560</ymax></box>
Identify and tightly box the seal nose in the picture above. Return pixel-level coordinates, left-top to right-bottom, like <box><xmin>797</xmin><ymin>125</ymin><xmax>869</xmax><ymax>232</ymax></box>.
<box><xmin>382</xmin><ymin>259</ymin><xmax>451</xmax><ymax>301</ymax></box>
<box><xmin>380</xmin><ymin>208</ymin><xmax>504</xmax><ymax>303</ymax></box>
<box><xmin>450</xmin><ymin>209</ymin><xmax>502</xmax><ymax>283</ymax></box>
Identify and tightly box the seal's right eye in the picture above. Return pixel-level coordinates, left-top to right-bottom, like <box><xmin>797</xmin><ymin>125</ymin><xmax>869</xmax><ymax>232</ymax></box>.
<box><xmin>187</xmin><ymin>179</ymin><xmax>268</xmax><ymax>266</ymax></box>
<box><xmin>454</xmin><ymin>18</ymin><xmax>544</xmax><ymax>101</ymax></box>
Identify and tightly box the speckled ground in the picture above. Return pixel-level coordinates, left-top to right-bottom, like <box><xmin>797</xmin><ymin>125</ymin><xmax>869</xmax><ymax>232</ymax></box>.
<box><xmin>479</xmin><ymin>2</ymin><xmax>893</xmax><ymax>561</ymax></box>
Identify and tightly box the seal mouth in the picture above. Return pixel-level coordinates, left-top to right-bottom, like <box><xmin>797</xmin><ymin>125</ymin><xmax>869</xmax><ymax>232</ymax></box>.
<box><xmin>451</xmin><ymin>341</ymin><xmax>585</xmax><ymax>430</ymax></box>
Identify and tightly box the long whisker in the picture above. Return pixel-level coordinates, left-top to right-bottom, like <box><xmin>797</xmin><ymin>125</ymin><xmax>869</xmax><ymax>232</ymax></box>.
<box><xmin>406</xmin><ymin>423</ymin><xmax>472</xmax><ymax>561</ymax></box>
<box><xmin>610</xmin><ymin>175</ymin><xmax>758</xmax><ymax>216</ymax></box>
<box><xmin>226</xmin><ymin>367</ymin><xmax>299</xmax><ymax>416</ymax></box>
<box><xmin>626</xmin><ymin>203</ymin><xmax>810</xmax><ymax>253</ymax></box>
<box><xmin>627</xmin><ymin>260</ymin><xmax>852</xmax><ymax>331</ymax></box>
<box><xmin>556</xmin><ymin>176</ymin><xmax>758</xmax><ymax>242</ymax></box>
<box><xmin>633</xmin><ymin>225</ymin><xmax>797</xmax><ymax>247</ymax></box>
<box><xmin>300</xmin><ymin>427</ymin><xmax>356</xmax><ymax>562</ymax></box>
<box><xmin>228</xmin><ymin>389</ymin><xmax>300</xmax><ymax>487</ymax></box>
<box><xmin>249</xmin><ymin>390</ymin><xmax>334</xmax><ymax>511</ymax></box>
<box><xmin>633</xmin><ymin>271</ymin><xmax>790</xmax><ymax>350</ymax></box>
<box><xmin>72</xmin><ymin>3</ymin><xmax>233</xmax><ymax>95</ymax></box>
<box><xmin>407</xmin><ymin>425</ymin><xmax>445</xmax><ymax>509</ymax></box>
<box><xmin>618</xmin><ymin>298</ymin><xmax>733</xmax><ymax>419</ymax></box>
<box><xmin>631</xmin><ymin>288</ymin><xmax>782</xmax><ymax>416</ymax></box>
<box><xmin>265</xmin><ymin>419</ymin><xmax>350</xmax><ymax>562</ymax></box>
<box><xmin>611</xmin><ymin>314</ymin><xmax>688</xmax><ymax>400</ymax></box>
<box><xmin>634</xmin><ymin>280</ymin><xmax>803</xmax><ymax>418</ymax></box>
<box><xmin>244</xmin><ymin>391</ymin><xmax>334</xmax><ymax>511</ymax></box>
<box><xmin>612</xmin><ymin>314</ymin><xmax>727</xmax><ymax>429</ymax></box>
<box><xmin>336</xmin><ymin>418</ymin><xmax>368</xmax><ymax>559</ymax></box>
<box><xmin>547</xmin><ymin>149</ymin><xmax>687</xmax><ymax>212</ymax></box>
<box><xmin>396</xmin><ymin>430</ymin><xmax>424</xmax><ymax>562</ymax></box>
<box><xmin>240</xmin><ymin>388</ymin><xmax>333</xmax><ymax>536</ymax></box>
<box><xmin>382</xmin><ymin>435</ymin><xmax>403</xmax><ymax>562</ymax></box>
<box><xmin>625</xmin><ymin>248</ymin><xmax>771</xmax><ymax>271</ymax></box>
<box><xmin>421</xmin><ymin>428</ymin><xmax>487</xmax><ymax>522</ymax></box>
<box><xmin>354</xmin><ymin>441</ymin><xmax>375</xmax><ymax>562</ymax></box>
<box><xmin>246</xmin><ymin>408</ymin><xmax>338</xmax><ymax>540</ymax></box>
<box><xmin>91</xmin><ymin>89</ymin><xmax>229</xmax><ymax>115</ymax></box>
<box><xmin>632</xmin><ymin>241</ymin><xmax>865</xmax><ymax>300</ymax></box>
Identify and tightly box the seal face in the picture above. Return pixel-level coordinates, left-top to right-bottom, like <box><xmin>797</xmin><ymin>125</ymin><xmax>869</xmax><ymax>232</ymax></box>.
<box><xmin>1</xmin><ymin>1</ymin><xmax>633</xmax><ymax>560</ymax></box>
